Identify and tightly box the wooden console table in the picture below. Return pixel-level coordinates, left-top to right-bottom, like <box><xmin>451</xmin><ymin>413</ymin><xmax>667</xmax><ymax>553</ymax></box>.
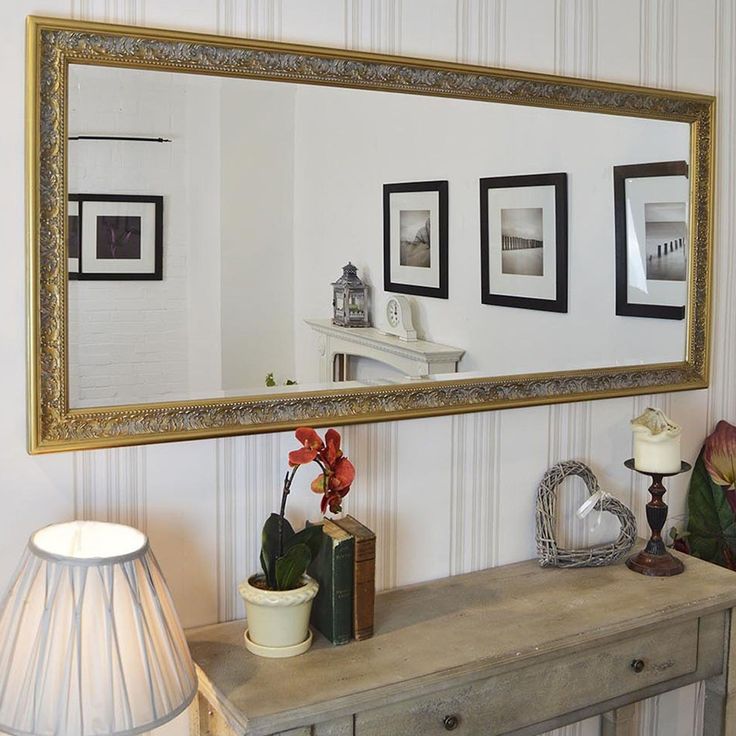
<box><xmin>187</xmin><ymin>552</ymin><xmax>736</xmax><ymax>736</ymax></box>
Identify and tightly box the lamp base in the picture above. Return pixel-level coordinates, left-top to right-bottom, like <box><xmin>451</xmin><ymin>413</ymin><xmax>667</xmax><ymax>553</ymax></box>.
<box><xmin>626</xmin><ymin>549</ymin><xmax>684</xmax><ymax>577</ymax></box>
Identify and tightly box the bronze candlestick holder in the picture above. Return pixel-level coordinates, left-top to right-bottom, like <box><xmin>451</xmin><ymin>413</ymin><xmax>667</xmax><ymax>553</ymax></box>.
<box><xmin>624</xmin><ymin>458</ymin><xmax>691</xmax><ymax>577</ymax></box>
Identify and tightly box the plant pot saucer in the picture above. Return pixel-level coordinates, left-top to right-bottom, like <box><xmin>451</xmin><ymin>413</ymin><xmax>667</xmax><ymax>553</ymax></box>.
<box><xmin>244</xmin><ymin>628</ymin><xmax>313</xmax><ymax>658</ymax></box>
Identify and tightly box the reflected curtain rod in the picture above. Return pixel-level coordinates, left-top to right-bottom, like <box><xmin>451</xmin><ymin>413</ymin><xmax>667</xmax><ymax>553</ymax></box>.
<box><xmin>68</xmin><ymin>135</ymin><xmax>172</xmax><ymax>143</ymax></box>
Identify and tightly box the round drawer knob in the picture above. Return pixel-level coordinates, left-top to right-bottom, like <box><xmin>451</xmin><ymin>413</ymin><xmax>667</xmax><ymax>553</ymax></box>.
<box><xmin>443</xmin><ymin>714</ymin><xmax>459</xmax><ymax>731</ymax></box>
<box><xmin>631</xmin><ymin>658</ymin><xmax>645</xmax><ymax>673</ymax></box>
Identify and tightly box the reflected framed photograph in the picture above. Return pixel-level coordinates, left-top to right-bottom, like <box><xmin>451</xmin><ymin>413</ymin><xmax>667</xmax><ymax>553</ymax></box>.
<box><xmin>614</xmin><ymin>161</ymin><xmax>688</xmax><ymax>320</ymax></box>
<box><xmin>383</xmin><ymin>180</ymin><xmax>448</xmax><ymax>299</ymax></box>
<box><xmin>67</xmin><ymin>196</ymin><xmax>81</xmax><ymax>280</ymax></box>
<box><xmin>480</xmin><ymin>172</ymin><xmax>568</xmax><ymax>312</ymax></box>
<box><xmin>74</xmin><ymin>194</ymin><xmax>163</xmax><ymax>281</ymax></box>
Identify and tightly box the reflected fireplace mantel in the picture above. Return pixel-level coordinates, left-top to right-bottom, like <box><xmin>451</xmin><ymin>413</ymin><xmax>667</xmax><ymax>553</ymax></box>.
<box><xmin>305</xmin><ymin>319</ymin><xmax>465</xmax><ymax>382</ymax></box>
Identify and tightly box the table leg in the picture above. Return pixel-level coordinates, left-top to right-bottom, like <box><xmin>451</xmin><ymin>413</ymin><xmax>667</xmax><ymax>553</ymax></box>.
<box><xmin>601</xmin><ymin>704</ymin><xmax>636</xmax><ymax>736</ymax></box>
<box><xmin>705</xmin><ymin>608</ymin><xmax>736</xmax><ymax>735</ymax></box>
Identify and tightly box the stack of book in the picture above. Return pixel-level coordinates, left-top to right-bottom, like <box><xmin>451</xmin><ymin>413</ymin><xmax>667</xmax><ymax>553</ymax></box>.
<box><xmin>307</xmin><ymin>515</ymin><xmax>376</xmax><ymax>645</ymax></box>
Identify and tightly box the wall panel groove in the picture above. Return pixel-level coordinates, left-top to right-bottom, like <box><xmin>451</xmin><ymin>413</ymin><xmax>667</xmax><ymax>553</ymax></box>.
<box><xmin>709</xmin><ymin>0</ymin><xmax>736</xmax><ymax>426</ymax></box>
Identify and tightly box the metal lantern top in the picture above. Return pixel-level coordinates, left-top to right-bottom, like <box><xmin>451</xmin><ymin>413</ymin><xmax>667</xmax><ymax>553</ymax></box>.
<box><xmin>332</xmin><ymin>262</ymin><xmax>369</xmax><ymax>327</ymax></box>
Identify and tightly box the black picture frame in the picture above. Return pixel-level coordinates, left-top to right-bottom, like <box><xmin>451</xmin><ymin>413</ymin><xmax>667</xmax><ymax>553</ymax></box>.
<box><xmin>613</xmin><ymin>161</ymin><xmax>688</xmax><ymax>321</ymax></box>
<box><xmin>383</xmin><ymin>180</ymin><xmax>448</xmax><ymax>299</ymax></box>
<box><xmin>70</xmin><ymin>194</ymin><xmax>164</xmax><ymax>281</ymax></box>
<box><xmin>480</xmin><ymin>172</ymin><xmax>568</xmax><ymax>313</ymax></box>
<box><xmin>67</xmin><ymin>194</ymin><xmax>81</xmax><ymax>281</ymax></box>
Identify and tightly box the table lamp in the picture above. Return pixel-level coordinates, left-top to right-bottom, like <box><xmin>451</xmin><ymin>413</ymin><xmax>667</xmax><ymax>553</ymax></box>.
<box><xmin>0</xmin><ymin>520</ymin><xmax>197</xmax><ymax>736</ymax></box>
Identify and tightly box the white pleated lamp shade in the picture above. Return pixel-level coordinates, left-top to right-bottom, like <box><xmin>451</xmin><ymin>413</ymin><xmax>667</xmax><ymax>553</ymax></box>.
<box><xmin>0</xmin><ymin>521</ymin><xmax>197</xmax><ymax>736</ymax></box>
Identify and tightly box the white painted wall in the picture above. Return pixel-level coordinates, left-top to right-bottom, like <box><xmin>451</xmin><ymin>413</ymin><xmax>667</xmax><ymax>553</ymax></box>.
<box><xmin>67</xmin><ymin>66</ymin><xmax>225</xmax><ymax>407</ymax></box>
<box><xmin>220</xmin><ymin>78</ymin><xmax>297</xmax><ymax>391</ymax></box>
<box><xmin>1</xmin><ymin>1</ymin><xmax>732</xmax><ymax>735</ymax></box>
<box><xmin>292</xmin><ymin>85</ymin><xmax>689</xmax><ymax>382</ymax></box>
<box><xmin>67</xmin><ymin>66</ymin><xmax>192</xmax><ymax>408</ymax></box>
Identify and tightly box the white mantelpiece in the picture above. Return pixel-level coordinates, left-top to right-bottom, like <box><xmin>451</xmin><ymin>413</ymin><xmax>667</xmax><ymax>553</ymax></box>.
<box><xmin>305</xmin><ymin>319</ymin><xmax>464</xmax><ymax>382</ymax></box>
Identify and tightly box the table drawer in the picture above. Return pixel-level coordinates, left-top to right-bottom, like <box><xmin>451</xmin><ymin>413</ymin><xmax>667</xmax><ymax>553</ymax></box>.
<box><xmin>355</xmin><ymin>618</ymin><xmax>698</xmax><ymax>736</ymax></box>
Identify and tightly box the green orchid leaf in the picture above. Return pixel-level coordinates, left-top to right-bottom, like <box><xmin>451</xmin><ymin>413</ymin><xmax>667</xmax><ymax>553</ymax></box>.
<box><xmin>275</xmin><ymin>543</ymin><xmax>311</xmax><ymax>590</ymax></box>
<box><xmin>687</xmin><ymin>449</ymin><xmax>736</xmax><ymax>569</ymax></box>
<box><xmin>286</xmin><ymin>524</ymin><xmax>324</xmax><ymax>561</ymax></box>
<box><xmin>261</xmin><ymin>513</ymin><xmax>295</xmax><ymax>588</ymax></box>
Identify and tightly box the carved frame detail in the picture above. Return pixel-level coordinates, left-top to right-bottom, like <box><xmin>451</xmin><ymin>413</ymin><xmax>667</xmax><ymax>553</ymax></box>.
<box><xmin>26</xmin><ymin>16</ymin><xmax>715</xmax><ymax>452</ymax></box>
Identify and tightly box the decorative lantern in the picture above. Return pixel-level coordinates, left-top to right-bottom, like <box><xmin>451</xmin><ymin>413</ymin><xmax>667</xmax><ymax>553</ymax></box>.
<box><xmin>332</xmin><ymin>262</ymin><xmax>369</xmax><ymax>327</ymax></box>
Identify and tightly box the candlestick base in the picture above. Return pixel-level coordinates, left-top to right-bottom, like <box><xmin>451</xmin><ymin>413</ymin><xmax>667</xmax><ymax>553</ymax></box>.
<box><xmin>624</xmin><ymin>458</ymin><xmax>691</xmax><ymax>578</ymax></box>
<box><xmin>626</xmin><ymin>548</ymin><xmax>684</xmax><ymax>577</ymax></box>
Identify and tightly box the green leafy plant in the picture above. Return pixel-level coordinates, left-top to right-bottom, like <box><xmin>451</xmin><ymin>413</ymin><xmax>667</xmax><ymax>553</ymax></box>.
<box><xmin>265</xmin><ymin>372</ymin><xmax>297</xmax><ymax>387</ymax></box>
<box><xmin>686</xmin><ymin>420</ymin><xmax>736</xmax><ymax>570</ymax></box>
<box><xmin>259</xmin><ymin>427</ymin><xmax>355</xmax><ymax>590</ymax></box>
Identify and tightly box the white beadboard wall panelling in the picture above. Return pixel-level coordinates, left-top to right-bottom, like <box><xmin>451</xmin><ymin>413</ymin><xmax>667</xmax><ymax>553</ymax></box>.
<box><xmin>73</xmin><ymin>447</ymin><xmax>147</xmax><ymax>528</ymax></box>
<box><xmin>639</xmin><ymin>0</ymin><xmax>678</xmax><ymax>88</ymax></box>
<box><xmin>401</xmin><ymin>0</ymin><xmax>456</xmax><ymax>60</ymax></box>
<box><xmin>449</xmin><ymin>412</ymin><xmax>501</xmax><ymax>575</ymax></box>
<box><xmin>340</xmin><ymin>423</ymin><xmax>399</xmax><ymax>590</ymax></box>
<box><xmin>217</xmin><ymin>0</ymin><xmax>283</xmax><ymax>39</ymax></box>
<box><xmin>554</xmin><ymin>0</ymin><xmax>598</xmax><ymax>79</ymax></box>
<box><xmin>547</xmin><ymin>402</ymin><xmax>594</xmax><ymax>550</ymax></box>
<box><xmin>675</xmin><ymin>0</ymin><xmax>716</xmax><ymax>93</ymax></box>
<box><xmin>70</xmin><ymin>0</ymin><xmax>145</xmax><ymax>24</ymax></box>
<box><xmin>455</xmin><ymin>0</ymin><xmax>507</xmax><ymax>67</ymax></box>
<box><xmin>282</xmin><ymin>0</ymin><xmax>346</xmax><ymax>47</ymax></box>
<box><xmin>344</xmin><ymin>0</ymin><xmax>402</xmax><ymax>54</ymax></box>
<box><xmin>394</xmin><ymin>416</ymin><xmax>453</xmax><ymax>586</ymax></box>
<box><xmin>709</xmin><ymin>0</ymin><xmax>736</xmax><ymax>426</ymax></box>
<box><xmin>495</xmin><ymin>405</ymin><xmax>550</xmax><ymax>565</ymax></box>
<box><xmin>145</xmin><ymin>439</ymin><xmax>219</xmax><ymax>629</ymax></box>
<box><xmin>504</xmin><ymin>0</ymin><xmax>557</xmax><ymax>73</ymax></box>
<box><xmin>143</xmin><ymin>0</ymin><xmax>214</xmax><ymax>33</ymax></box>
<box><xmin>216</xmin><ymin>433</ymin><xmax>283</xmax><ymax>621</ymax></box>
<box><xmin>634</xmin><ymin>681</ymin><xmax>706</xmax><ymax>736</ymax></box>
<box><xmin>596</xmin><ymin>0</ymin><xmax>640</xmax><ymax>83</ymax></box>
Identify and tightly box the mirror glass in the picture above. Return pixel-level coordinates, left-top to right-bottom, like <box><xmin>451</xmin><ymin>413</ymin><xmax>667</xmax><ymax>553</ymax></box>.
<box><xmin>67</xmin><ymin>64</ymin><xmax>691</xmax><ymax>410</ymax></box>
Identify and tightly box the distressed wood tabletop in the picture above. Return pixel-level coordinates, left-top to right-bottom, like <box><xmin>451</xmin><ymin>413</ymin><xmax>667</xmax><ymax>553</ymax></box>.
<box><xmin>186</xmin><ymin>553</ymin><xmax>736</xmax><ymax>734</ymax></box>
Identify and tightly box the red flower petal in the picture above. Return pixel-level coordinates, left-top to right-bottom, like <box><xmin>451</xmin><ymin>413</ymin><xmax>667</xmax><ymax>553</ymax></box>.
<box><xmin>310</xmin><ymin>473</ymin><xmax>328</xmax><ymax>494</ymax></box>
<box><xmin>704</xmin><ymin>420</ymin><xmax>736</xmax><ymax>490</ymax></box>
<box><xmin>322</xmin><ymin>428</ymin><xmax>343</xmax><ymax>467</ymax></box>
<box><xmin>295</xmin><ymin>427</ymin><xmax>324</xmax><ymax>451</ymax></box>
<box><xmin>323</xmin><ymin>490</ymin><xmax>343</xmax><ymax>514</ymax></box>
<box><xmin>329</xmin><ymin>456</ymin><xmax>355</xmax><ymax>492</ymax></box>
<box><xmin>288</xmin><ymin>447</ymin><xmax>319</xmax><ymax>466</ymax></box>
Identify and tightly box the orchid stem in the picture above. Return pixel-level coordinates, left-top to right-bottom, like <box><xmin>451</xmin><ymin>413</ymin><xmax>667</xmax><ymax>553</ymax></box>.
<box><xmin>278</xmin><ymin>466</ymin><xmax>299</xmax><ymax>557</ymax></box>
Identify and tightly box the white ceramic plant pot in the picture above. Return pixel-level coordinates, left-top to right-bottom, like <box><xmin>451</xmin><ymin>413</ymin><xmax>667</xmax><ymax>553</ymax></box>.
<box><xmin>238</xmin><ymin>574</ymin><xmax>319</xmax><ymax>658</ymax></box>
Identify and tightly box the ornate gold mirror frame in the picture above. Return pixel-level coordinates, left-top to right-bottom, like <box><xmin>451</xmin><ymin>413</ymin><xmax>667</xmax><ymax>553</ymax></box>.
<box><xmin>26</xmin><ymin>16</ymin><xmax>715</xmax><ymax>453</ymax></box>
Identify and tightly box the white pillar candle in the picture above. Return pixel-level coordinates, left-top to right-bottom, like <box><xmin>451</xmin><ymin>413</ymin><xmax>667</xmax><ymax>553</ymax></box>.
<box><xmin>631</xmin><ymin>407</ymin><xmax>682</xmax><ymax>474</ymax></box>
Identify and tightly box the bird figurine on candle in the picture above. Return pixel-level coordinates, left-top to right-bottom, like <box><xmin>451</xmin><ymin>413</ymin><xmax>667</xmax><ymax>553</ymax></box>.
<box><xmin>631</xmin><ymin>407</ymin><xmax>682</xmax><ymax>474</ymax></box>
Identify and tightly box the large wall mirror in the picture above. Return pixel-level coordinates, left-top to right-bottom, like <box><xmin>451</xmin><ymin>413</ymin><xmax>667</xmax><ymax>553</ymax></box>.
<box><xmin>26</xmin><ymin>16</ymin><xmax>714</xmax><ymax>453</ymax></box>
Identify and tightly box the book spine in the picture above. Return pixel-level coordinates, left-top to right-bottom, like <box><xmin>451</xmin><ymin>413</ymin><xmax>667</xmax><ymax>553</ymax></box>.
<box><xmin>330</xmin><ymin>537</ymin><xmax>355</xmax><ymax>645</ymax></box>
<box><xmin>353</xmin><ymin>536</ymin><xmax>376</xmax><ymax>640</ymax></box>
<box><xmin>309</xmin><ymin>532</ymin><xmax>354</xmax><ymax>645</ymax></box>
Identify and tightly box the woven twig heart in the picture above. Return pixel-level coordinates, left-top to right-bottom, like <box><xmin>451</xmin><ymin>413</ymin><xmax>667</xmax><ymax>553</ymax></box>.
<box><xmin>536</xmin><ymin>460</ymin><xmax>637</xmax><ymax>568</ymax></box>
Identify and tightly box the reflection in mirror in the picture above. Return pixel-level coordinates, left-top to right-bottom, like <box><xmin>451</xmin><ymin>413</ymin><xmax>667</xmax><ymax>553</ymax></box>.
<box><xmin>67</xmin><ymin>64</ymin><xmax>690</xmax><ymax>410</ymax></box>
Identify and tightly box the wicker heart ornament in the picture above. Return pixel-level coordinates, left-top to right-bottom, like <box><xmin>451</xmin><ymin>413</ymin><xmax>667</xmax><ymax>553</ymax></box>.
<box><xmin>536</xmin><ymin>460</ymin><xmax>636</xmax><ymax>568</ymax></box>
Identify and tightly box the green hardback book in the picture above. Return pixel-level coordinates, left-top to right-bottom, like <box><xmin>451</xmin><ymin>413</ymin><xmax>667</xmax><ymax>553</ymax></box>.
<box><xmin>308</xmin><ymin>518</ymin><xmax>355</xmax><ymax>645</ymax></box>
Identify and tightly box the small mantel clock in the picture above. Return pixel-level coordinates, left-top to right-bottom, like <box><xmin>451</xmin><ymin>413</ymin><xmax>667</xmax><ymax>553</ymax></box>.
<box><xmin>381</xmin><ymin>295</ymin><xmax>417</xmax><ymax>341</ymax></box>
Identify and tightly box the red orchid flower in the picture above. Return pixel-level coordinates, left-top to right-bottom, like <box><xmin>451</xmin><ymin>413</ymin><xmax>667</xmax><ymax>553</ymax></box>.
<box><xmin>321</xmin><ymin>428</ymin><xmax>344</xmax><ymax>467</ymax></box>
<box><xmin>286</xmin><ymin>427</ymin><xmax>355</xmax><ymax>515</ymax></box>
<box><xmin>288</xmin><ymin>427</ymin><xmax>324</xmax><ymax>466</ymax></box>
